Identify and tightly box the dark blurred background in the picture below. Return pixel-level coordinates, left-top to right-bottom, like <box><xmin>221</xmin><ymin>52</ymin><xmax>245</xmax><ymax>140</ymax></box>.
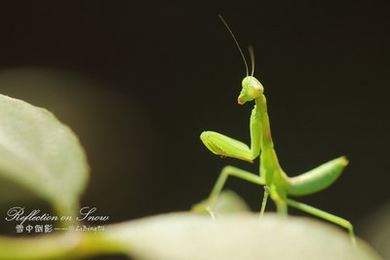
<box><xmin>0</xmin><ymin>0</ymin><xmax>389</xmax><ymax>257</ymax></box>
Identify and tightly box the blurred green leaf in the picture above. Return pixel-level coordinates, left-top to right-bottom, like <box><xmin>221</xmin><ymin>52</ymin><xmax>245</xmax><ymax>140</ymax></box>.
<box><xmin>0</xmin><ymin>94</ymin><xmax>88</xmax><ymax>215</ymax></box>
<box><xmin>192</xmin><ymin>190</ymin><xmax>250</xmax><ymax>215</ymax></box>
<box><xmin>208</xmin><ymin>190</ymin><xmax>250</xmax><ymax>213</ymax></box>
<box><xmin>104</xmin><ymin>213</ymin><xmax>381</xmax><ymax>260</ymax></box>
<box><xmin>0</xmin><ymin>213</ymin><xmax>382</xmax><ymax>259</ymax></box>
<box><xmin>361</xmin><ymin>203</ymin><xmax>390</xmax><ymax>259</ymax></box>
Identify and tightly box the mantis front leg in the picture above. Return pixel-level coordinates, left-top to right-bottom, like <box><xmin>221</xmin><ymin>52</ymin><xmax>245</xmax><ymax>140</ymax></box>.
<box><xmin>196</xmin><ymin>104</ymin><xmax>265</xmax><ymax>214</ymax></box>
<box><xmin>200</xmin><ymin>106</ymin><xmax>262</xmax><ymax>162</ymax></box>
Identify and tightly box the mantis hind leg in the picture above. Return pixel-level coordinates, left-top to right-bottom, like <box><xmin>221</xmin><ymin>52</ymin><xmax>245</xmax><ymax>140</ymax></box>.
<box><xmin>286</xmin><ymin>198</ymin><xmax>356</xmax><ymax>245</ymax></box>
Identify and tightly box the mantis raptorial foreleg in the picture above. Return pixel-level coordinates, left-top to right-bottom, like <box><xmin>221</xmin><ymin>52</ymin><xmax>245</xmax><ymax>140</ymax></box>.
<box><xmin>286</xmin><ymin>199</ymin><xmax>355</xmax><ymax>245</ymax></box>
<box><xmin>200</xmin><ymin>132</ymin><xmax>254</xmax><ymax>162</ymax></box>
<box><xmin>200</xmin><ymin>106</ymin><xmax>261</xmax><ymax>163</ymax></box>
<box><xmin>195</xmin><ymin>104</ymin><xmax>263</xmax><ymax>212</ymax></box>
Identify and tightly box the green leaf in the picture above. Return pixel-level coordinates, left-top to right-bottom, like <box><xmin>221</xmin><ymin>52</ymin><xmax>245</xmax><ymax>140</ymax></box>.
<box><xmin>0</xmin><ymin>94</ymin><xmax>88</xmax><ymax>215</ymax></box>
<box><xmin>0</xmin><ymin>213</ymin><xmax>381</xmax><ymax>259</ymax></box>
<box><xmin>192</xmin><ymin>190</ymin><xmax>250</xmax><ymax>215</ymax></box>
<box><xmin>207</xmin><ymin>190</ymin><xmax>251</xmax><ymax>213</ymax></box>
<box><xmin>104</xmin><ymin>213</ymin><xmax>381</xmax><ymax>260</ymax></box>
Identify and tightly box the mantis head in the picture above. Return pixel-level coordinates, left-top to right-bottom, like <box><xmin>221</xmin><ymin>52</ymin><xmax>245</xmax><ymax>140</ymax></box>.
<box><xmin>218</xmin><ymin>15</ymin><xmax>263</xmax><ymax>105</ymax></box>
<box><xmin>238</xmin><ymin>76</ymin><xmax>264</xmax><ymax>105</ymax></box>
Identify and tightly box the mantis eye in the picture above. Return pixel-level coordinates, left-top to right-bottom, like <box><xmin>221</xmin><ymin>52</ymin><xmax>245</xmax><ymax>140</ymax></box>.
<box><xmin>249</xmin><ymin>82</ymin><xmax>264</xmax><ymax>96</ymax></box>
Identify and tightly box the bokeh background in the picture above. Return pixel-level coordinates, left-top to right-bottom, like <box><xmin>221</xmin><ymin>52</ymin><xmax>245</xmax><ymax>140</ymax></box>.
<box><xmin>0</xmin><ymin>1</ymin><xmax>389</xmax><ymax>258</ymax></box>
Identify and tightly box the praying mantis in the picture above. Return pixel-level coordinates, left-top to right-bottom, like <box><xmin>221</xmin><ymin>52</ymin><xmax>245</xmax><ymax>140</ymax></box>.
<box><xmin>193</xmin><ymin>15</ymin><xmax>355</xmax><ymax>243</ymax></box>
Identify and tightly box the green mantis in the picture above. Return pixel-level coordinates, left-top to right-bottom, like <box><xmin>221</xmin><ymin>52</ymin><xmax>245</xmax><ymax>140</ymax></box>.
<box><xmin>193</xmin><ymin>15</ymin><xmax>355</xmax><ymax>243</ymax></box>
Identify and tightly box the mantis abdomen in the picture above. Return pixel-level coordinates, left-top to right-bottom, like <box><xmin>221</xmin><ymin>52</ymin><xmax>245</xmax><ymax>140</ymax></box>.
<box><xmin>286</xmin><ymin>157</ymin><xmax>348</xmax><ymax>196</ymax></box>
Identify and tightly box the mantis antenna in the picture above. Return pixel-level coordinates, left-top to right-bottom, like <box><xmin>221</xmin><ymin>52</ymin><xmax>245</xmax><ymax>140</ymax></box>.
<box><xmin>218</xmin><ymin>14</ymin><xmax>250</xmax><ymax>77</ymax></box>
<box><xmin>248</xmin><ymin>45</ymin><xmax>255</xmax><ymax>76</ymax></box>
